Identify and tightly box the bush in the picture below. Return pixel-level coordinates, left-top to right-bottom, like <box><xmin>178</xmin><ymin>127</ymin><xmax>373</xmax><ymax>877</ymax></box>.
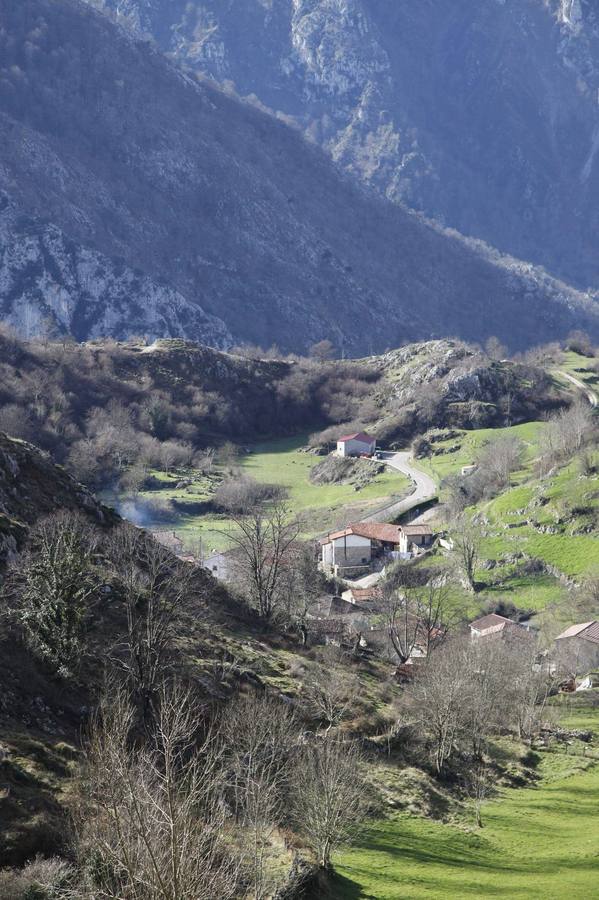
<box><xmin>0</xmin><ymin>857</ymin><xmax>74</xmax><ymax>900</ymax></box>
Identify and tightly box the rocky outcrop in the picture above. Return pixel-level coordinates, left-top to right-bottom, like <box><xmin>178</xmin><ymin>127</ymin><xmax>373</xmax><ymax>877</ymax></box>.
<box><xmin>94</xmin><ymin>0</ymin><xmax>599</xmax><ymax>291</ymax></box>
<box><xmin>0</xmin><ymin>431</ymin><xmax>117</xmax><ymax>565</ymax></box>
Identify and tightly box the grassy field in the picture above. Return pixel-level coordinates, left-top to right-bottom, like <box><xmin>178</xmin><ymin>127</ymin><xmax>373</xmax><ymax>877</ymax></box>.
<box><xmin>333</xmin><ymin>697</ymin><xmax>599</xmax><ymax>900</ymax></box>
<box><xmin>419</xmin><ymin>421</ymin><xmax>545</xmax><ymax>487</ymax></box>
<box><xmin>120</xmin><ymin>435</ymin><xmax>411</xmax><ymax>552</ymax></box>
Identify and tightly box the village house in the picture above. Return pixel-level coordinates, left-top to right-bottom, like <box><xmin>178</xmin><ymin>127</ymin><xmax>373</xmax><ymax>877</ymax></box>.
<box><xmin>320</xmin><ymin>522</ymin><xmax>402</xmax><ymax>577</ymax></box>
<box><xmin>469</xmin><ymin>613</ymin><xmax>532</xmax><ymax>642</ymax></box>
<box><xmin>399</xmin><ymin>524</ymin><xmax>434</xmax><ymax>556</ymax></box>
<box><xmin>202</xmin><ymin>549</ymin><xmax>236</xmax><ymax>582</ymax></box>
<box><xmin>341</xmin><ymin>585</ymin><xmax>383</xmax><ymax>607</ymax></box>
<box><xmin>336</xmin><ymin>431</ymin><xmax>377</xmax><ymax>458</ymax></box>
<box><xmin>555</xmin><ymin>621</ymin><xmax>599</xmax><ymax>675</ymax></box>
<box><xmin>152</xmin><ymin>530</ymin><xmax>184</xmax><ymax>555</ymax></box>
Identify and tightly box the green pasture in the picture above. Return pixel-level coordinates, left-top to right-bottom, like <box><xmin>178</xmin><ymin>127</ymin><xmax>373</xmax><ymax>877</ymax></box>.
<box><xmin>123</xmin><ymin>435</ymin><xmax>410</xmax><ymax>552</ymax></box>
<box><xmin>334</xmin><ymin>698</ymin><xmax>599</xmax><ymax>900</ymax></box>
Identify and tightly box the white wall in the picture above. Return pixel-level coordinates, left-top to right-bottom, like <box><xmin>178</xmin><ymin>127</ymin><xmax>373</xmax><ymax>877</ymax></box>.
<box><xmin>337</xmin><ymin>438</ymin><xmax>375</xmax><ymax>457</ymax></box>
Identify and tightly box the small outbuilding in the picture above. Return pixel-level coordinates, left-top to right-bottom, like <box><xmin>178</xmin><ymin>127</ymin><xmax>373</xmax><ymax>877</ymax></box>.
<box><xmin>555</xmin><ymin>621</ymin><xmax>599</xmax><ymax>675</ymax></box>
<box><xmin>399</xmin><ymin>524</ymin><xmax>434</xmax><ymax>555</ymax></box>
<box><xmin>336</xmin><ymin>431</ymin><xmax>377</xmax><ymax>458</ymax></box>
<box><xmin>469</xmin><ymin>613</ymin><xmax>532</xmax><ymax>643</ymax></box>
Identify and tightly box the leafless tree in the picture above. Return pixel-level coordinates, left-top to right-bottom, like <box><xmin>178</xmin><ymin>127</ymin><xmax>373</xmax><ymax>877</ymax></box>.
<box><xmin>76</xmin><ymin>681</ymin><xmax>239</xmax><ymax>900</ymax></box>
<box><xmin>219</xmin><ymin>693</ymin><xmax>297</xmax><ymax>898</ymax></box>
<box><xmin>309</xmin><ymin>339</ymin><xmax>336</xmax><ymax>362</ymax></box>
<box><xmin>466</xmin><ymin>757</ymin><xmax>492</xmax><ymax>828</ymax></box>
<box><xmin>303</xmin><ymin>668</ymin><xmax>359</xmax><ymax>733</ymax></box>
<box><xmin>485</xmin><ymin>336</ymin><xmax>507</xmax><ymax>361</ymax></box>
<box><xmin>108</xmin><ymin>525</ymin><xmax>200</xmax><ymax>723</ymax></box>
<box><xmin>409</xmin><ymin>637</ymin><xmax>470</xmax><ymax>775</ymax></box>
<box><xmin>291</xmin><ymin>736</ymin><xmax>365</xmax><ymax>870</ymax></box>
<box><xmin>478</xmin><ymin>436</ymin><xmax>523</xmax><ymax>489</ymax></box>
<box><xmin>451</xmin><ymin>516</ymin><xmax>481</xmax><ymax>592</ymax></box>
<box><xmin>222</xmin><ymin>500</ymin><xmax>302</xmax><ymax>622</ymax></box>
<box><xmin>380</xmin><ymin>587</ymin><xmax>421</xmax><ymax>666</ymax></box>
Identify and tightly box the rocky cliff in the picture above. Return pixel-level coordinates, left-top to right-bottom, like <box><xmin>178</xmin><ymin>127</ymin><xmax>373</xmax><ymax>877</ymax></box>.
<box><xmin>1</xmin><ymin>0</ymin><xmax>598</xmax><ymax>354</ymax></box>
<box><xmin>93</xmin><ymin>0</ymin><xmax>599</xmax><ymax>290</ymax></box>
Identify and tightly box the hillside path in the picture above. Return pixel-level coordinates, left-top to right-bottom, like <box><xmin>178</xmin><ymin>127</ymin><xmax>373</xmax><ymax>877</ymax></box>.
<box><xmin>558</xmin><ymin>370</ymin><xmax>598</xmax><ymax>408</ymax></box>
<box><xmin>362</xmin><ymin>451</ymin><xmax>438</xmax><ymax>524</ymax></box>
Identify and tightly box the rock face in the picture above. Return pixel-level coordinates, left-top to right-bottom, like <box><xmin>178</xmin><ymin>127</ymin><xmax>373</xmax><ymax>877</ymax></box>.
<box><xmin>1</xmin><ymin>0</ymin><xmax>599</xmax><ymax>354</ymax></box>
<box><xmin>0</xmin><ymin>430</ymin><xmax>116</xmax><ymax>566</ymax></box>
<box><xmin>94</xmin><ymin>0</ymin><xmax>599</xmax><ymax>290</ymax></box>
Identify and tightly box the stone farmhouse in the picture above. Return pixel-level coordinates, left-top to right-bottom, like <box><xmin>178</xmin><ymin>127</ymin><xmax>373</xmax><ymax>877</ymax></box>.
<box><xmin>320</xmin><ymin>522</ymin><xmax>403</xmax><ymax>577</ymax></box>
<box><xmin>320</xmin><ymin>521</ymin><xmax>436</xmax><ymax>576</ymax></box>
<box><xmin>336</xmin><ymin>431</ymin><xmax>377</xmax><ymax>457</ymax></box>
<box><xmin>555</xmin><ymin>621</ymin><xmax>599</xmax><ymax>676</ymax></box>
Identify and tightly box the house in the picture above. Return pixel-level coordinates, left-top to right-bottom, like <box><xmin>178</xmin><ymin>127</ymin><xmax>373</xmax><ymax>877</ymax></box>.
<box><xmin>555</xmin><ymin>621</ymin><xmax>599</xmax><ymax>675</ymax></box>
<box><xmin>461</xmin><ymin>464</ymin><xmax>478</xmax><ymax>477</ymax></box>
<box><xmin>320</xmin><ymin>522</ymin><xmax>402</xmax><ymax>576</ymax></box>
<box><xmin>202</xmin><ymin>549</ymin><xmax>236</xmax><ymax>582</ymax></box>
<box><xmin>341</xmin><ymin>586</ymin><xmax>382</xmax><ymax>606</ymax></box>
<box><xmin>336</xmin><ymin>431</ymin><xmax>377</xmax><ymax>458</ymax></box>
<box><xmin>399</xmin><ymin>524</ymin><xmax>434</xmax><ymax>556</ymax></box>
<box><xmin>152</xmin><ymin>530</ymin><xmax>184</xmax><ymax>555</ymax></box>
<box><xmin>469</xmin><ymin>613</ymin><xmax>532</xmax><ymax>642</ymax></box>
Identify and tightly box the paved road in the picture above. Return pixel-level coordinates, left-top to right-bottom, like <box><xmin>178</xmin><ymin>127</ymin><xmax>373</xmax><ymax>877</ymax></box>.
<box><xmin>558</xmin><ymin>370</ymin><xmax>598</xmax><ymax>408</ymax></box>
<box><xmin>362</xmin><ymin>451</ymin><xmax>438</xmax><ymax>524</ymax></box>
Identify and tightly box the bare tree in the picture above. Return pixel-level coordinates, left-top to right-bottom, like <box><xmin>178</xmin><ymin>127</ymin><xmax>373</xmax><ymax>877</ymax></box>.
<box><xmin>291</xmin><ymin>736</ymin><xmax>365</xmax><ymax>870</ymax></box>
<box><xmin>109</xmin><ymin>525</ymin><xmax>200</xmax><ymax>723</ymax></box>
<box><xmin>404</xmin><ymin>636</ymin><xmax>473</xmax><ymax>776</ymax></box>
<box><xmin>76</xmin><ymin>681</ymin><xmax>238</xmax><ymax>900</ymax></box>
<box><xmin>381</xmin><ymin>587</ymin><xmax>421</xmax><ymax>666</ymax></box>
<box><xmin>467</xmin><ymin>757</ymin><xmax>492</xmax><ymax>828</ymax></box>
<box><xmin>451</xmin><ymin>516</ymin><xmax>481</xmax><ymax>592</ymax></box>
<box><xmin>303</xmin><ymin>668</ymin><xmax>359</xmax><ymax>733</ymax></box>
<box><xmin>478</xmin><ymin>436</ymin><xmax>523</xmax><ymax>489</ymax></box>
<box><xmin>223</xmin><ymin>500</ymin><xmax>302</xmax><ymax>622</ymax></box>
<box><xmin>309</xmin><ymin>339</ymin><xmax>336</xmax><ymax>362</ymax></box>
<box><xmin>219</xmin><ymin>693</ymin><xmax>297</xmax><ymax>898</ymax></box>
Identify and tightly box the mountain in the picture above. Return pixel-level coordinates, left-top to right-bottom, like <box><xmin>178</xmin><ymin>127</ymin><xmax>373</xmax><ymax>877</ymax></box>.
<box><xmin>92</xmin><ymin>0</ymin><xmax>599</xmax><ymax>291</ymax></box>
<box><xmin>1</xmin><ymin>0</ymin><xmax>598</xmax><ymax>354</ymax></box>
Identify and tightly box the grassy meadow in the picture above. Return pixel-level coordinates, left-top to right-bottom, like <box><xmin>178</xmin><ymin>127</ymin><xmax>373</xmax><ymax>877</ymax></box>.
<box><xmin>333</xmin><ymin>695</ymin><xmax>599</xmax><ymax>900</ymax></box>
<box><xmin>121</xmin><ymin>435</ymin><xmax>411</xmax><ymax>552</ymax></box>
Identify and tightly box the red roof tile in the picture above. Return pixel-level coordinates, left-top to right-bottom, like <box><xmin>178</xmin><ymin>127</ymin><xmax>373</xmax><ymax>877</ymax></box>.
<box><xmin>338</xmin><ymin>431</ymin><xmax>376</xmax><ymax>443</ymax></box>
<box><xmin>556</xmin><ymin>621</ymin><xmax>599</xmax><ymax>644</ymax></box>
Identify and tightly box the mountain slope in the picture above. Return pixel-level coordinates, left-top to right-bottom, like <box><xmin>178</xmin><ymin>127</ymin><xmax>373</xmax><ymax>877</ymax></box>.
<box><xmin>1</xmin><ymin>0</ymin><xmax>598</xmax><ymax>354</ymax></box>
<box><xmin>94</xmin><ymin>0</ymin><xmax>599</xmax><ymax>290</ymax></box>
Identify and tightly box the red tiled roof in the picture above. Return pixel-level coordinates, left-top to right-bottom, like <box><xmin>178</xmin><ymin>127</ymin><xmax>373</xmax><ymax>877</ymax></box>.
<box><xmin>321</xmin><ymin>521</ymin><xmax>402</xmax><ymax>545</ymax></box>
<box><xmin>469</xmin><ymin>613</ymin><xmax>515</xmax><ymax>634</ymax></box>
<box><xmin>556</xmin><ymin>621</ymin><xmax>599</xmax><ymax>644</ymax></box>
<box><xmin>338</xmin><ymin>431</ymin><xmax>376</xmax><ymax>443</ymax></box>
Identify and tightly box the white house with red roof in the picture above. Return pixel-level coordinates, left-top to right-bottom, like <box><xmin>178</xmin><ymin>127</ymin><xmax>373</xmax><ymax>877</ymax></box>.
<box><xmin>336</xmin><ymin>431</ymin><xmax>376</xmax><ymax>457</ymax></box>
<box><xmin>555</xmin><ymin>621</ymin><xmax>599</xmax><ymax>675</ymax></box>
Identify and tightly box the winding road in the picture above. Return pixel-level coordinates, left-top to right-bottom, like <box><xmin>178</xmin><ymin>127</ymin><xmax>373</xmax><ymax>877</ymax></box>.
<box><xmin>363</xmin><ymin>451</ymin><xmax>438</xmax><ymax>524</ymax></box>
<box><xmin>558</xmin><ymin>370</ymin><xmax>598</xmax><ymax>408</ymax></box>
